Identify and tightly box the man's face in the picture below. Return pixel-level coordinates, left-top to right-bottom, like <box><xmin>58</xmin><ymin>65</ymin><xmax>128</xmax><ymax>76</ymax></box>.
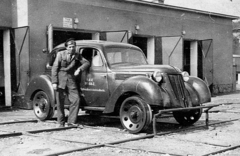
<box><xmin>66</xmin><ymin>44</ymin><xmax>76</xmax><ymax>54</ymax></box>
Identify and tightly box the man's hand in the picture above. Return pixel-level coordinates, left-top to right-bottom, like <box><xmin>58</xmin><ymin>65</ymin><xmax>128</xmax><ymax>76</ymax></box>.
<box><xmin>52</xmin><ymin>84</ymin><xmax>58</xmax><ymax>90</ymax></box>
<box><xmin>74</xmin><ymin>68</ymin><xmax>81</xmax><ymax>76</ymax></box>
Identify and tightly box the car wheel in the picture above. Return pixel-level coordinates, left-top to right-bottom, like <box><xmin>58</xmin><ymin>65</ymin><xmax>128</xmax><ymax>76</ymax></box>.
<box><xmin>120</xmin><ymin>96</ymin><xmax>152</xmax><ymax>134</ymax></box>
<box><xmin>173</xmin><ymin>108</ymin><xmax>202</xmax><ymax>126</ymax></box>
<box><xmin>33</xmin><ymin>91</ymin><xmax>54</xmax><ymax>121</ymax></box>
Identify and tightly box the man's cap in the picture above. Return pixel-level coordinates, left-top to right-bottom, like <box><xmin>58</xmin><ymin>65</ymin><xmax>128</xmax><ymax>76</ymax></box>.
<box><xmin>65</xmin><ymin>39</ymin><xmax>76</xmax><ymax>47</ymax></box>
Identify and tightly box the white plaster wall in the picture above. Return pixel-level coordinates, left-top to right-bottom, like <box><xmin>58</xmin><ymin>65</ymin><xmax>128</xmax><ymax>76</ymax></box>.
<box><xmin>17</xmin><ymin>0</ymin><xmax>28</xmax><ymax>26</ymax></box>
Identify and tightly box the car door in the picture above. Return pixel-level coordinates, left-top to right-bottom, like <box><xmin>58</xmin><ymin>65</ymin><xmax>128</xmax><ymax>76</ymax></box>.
<box><xmin>80</xmin><ymin>47</ymin><xmax>109</xmax><ymax>107</ymax></box>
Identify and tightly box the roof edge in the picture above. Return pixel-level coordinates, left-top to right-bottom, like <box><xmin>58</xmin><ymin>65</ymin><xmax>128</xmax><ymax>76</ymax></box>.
<box><xmin>123</xmin><ymin>0</ymin><xmax>239</xmax><ymax>19</ymax></box>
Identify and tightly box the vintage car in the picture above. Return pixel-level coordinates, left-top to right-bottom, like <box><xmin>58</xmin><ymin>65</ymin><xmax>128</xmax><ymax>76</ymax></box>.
<box><xmin>25</xmin><ymin>40</ymin><xmax>211</xmax><ymax>133</ymax></box>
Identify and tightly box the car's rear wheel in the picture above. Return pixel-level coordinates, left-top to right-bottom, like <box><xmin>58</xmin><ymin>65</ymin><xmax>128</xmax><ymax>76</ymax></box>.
<box><xmin>173</xmin><ymin>108</ymin><xmax>202</xmax><ymax>126</ymax></box>
<box><xmin>33</xmin><ymin>91</ymin><xmax>54</xmax><ymax>121</ymax></box>
<box><xmin>120</xmin><ymin>96</ymin><xmax>152</xmax><ymax>134</ymax></box>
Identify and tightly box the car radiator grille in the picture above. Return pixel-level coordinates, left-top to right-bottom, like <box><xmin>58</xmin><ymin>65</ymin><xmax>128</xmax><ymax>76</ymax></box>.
<box><xmin>168</xmin><ymin>74</ymin><xmax>188</xmax><ymax>107</ymax></box>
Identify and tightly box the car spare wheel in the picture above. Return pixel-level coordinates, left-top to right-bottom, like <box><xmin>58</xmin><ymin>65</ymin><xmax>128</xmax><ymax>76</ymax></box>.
<box><xmin>120</xmin><ymin>96</ymin><xmax>152</xmax><ymax>134</ymax></box>
<box><xmin>173</xmin><ymin>108</ymin><xmax>202</xmax><ymax>126</ymax></box>
<box><xmin>33</xmin><ymin>91</ymin><xmax>54</xmax><ymax>121</ymax></box>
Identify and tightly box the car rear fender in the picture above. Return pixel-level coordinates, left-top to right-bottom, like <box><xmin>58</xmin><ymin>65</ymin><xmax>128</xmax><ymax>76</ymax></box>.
<box><xmin>185</xmin><ymin>76</ymin><xmax>211</xmax><ymax>104</ymax></box>
<box><xmin>25</xmin><ymin>75</ymin><xmax>55</xmax><ymax>109</ymax></box>
<box><xmin>103</xmin><ymin>76</ymin><xmax>164</xmax><ymax>113</ymax></box>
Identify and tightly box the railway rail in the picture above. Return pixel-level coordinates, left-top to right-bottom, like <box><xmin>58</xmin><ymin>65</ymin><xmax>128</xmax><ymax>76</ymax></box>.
<box><xmin>0</xmin><ymin>118</ymin><xmax>239</xmax><ymax>156</ymax></box>
<box><xmin>0</xmin><ymin>110</ymin><xmax>239</xmax><ymax>155</ymax></box>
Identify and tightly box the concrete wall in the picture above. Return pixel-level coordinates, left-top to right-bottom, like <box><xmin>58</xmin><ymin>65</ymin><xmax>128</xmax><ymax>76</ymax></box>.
<box><xmin>0</xmin><ymin>0</ymin><xmax>12</xmax><ymax>28</ymax></box>
<box><xmin>25</xmin><ymin>0</ymin><xmax>234</xmax><ymax>94</ymax></box>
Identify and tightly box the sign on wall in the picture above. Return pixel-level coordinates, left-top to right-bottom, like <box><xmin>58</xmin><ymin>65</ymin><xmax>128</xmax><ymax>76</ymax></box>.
<box><xmin>63</xmin><ymin>17</ymin><xmax>73</xmax><ymax>28</ymax></box>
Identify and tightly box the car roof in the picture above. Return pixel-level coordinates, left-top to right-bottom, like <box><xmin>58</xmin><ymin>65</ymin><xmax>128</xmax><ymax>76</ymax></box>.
<box><xmin>54</xmin><ymin>40</ymin><xmax>141</xmax><ymax>51</ymax></box>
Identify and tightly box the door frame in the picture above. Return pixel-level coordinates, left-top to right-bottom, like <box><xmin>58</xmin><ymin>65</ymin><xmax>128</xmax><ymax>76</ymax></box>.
<box><xmin>11</xmin><ymin>26</ymin><xmax>30</xmax><ymax>94</ymax></box>
<box><xmin>3</xmin><ymin>29</ymin><xmax>11</xmax><ymax>106</ymax></box>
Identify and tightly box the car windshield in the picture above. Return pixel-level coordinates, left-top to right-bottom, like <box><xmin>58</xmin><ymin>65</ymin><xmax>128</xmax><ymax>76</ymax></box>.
<box><xmin>105</xmin><ymin>47</ymin><xmax>148</xmax><ymax>66</ymax></box>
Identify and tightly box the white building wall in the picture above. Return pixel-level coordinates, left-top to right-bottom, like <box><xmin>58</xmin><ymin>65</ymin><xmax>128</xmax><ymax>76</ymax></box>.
<box><xmin>17</xmin><ymin>0</ymin><xmax>28</xmax><ymax>26</ymax></box>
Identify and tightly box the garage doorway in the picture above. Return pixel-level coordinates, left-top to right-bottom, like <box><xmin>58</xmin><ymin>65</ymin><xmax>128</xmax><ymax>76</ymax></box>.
<box><xmin>130</xmin><ymin>35</ymin><xmax>155</xmax><ymax>64</ymax></box>
<box><xmin>47</xmin><ymin>25</ymin><xmax>94</xmax><ymax>52</ymax></box>
<box><xmin>131</xmin><ymin>36</ymin><xmax>148</xmax><ymax>57</ymax></box>
<box><xmin>53</xmin><ymin>30</ymin><xmax>92</xmax><ymax>48</ymax></box>
<box><xmin>183</xmin><ymin>40</ymin><xmax>203</xmax><ymax>77</ymax></box>
<box><xmin>183</xmin><ymin>40</ymin><xmax>213</xmax><ymax>87</ymax></box>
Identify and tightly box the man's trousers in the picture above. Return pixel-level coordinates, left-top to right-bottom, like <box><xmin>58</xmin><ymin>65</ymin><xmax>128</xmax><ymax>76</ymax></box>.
<box><xmin>56</xmin><ymin>84</ymin><xmax>80</xmax><ymax>125</ymax></box>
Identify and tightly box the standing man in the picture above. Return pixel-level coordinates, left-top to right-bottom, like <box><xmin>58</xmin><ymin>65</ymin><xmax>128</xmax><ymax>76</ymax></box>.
<box><xmin>51</xmin><ymin>38</ymin><xmax>90</xmax><ymax>128</ymax></box>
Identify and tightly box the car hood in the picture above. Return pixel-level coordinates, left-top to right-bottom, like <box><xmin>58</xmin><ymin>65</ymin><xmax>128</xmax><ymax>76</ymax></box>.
<box><xmin>111</xmin><ymin>64</ymin><xmax>180</xmax><ymax>74</ymax></box>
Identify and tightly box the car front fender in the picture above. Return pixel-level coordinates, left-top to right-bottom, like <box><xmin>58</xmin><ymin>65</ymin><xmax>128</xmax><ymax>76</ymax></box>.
<box><xmin>184</xmin><ymin>82</ymin><xmax>200</xmax><ymax>107</ymax></box>
<box><xmin>103</xmin><ymin>76</ymin><xmax>164</xmax><ymax>113</ymax></box>
<box><xmin>186</xmin><ymin>76</ymin><xmax>211</xmax><ymax>104</ymax></box>
<box><xmin>25</xmin><ymin>75</ymin><xmax>55</xmax><ymax>109</ymax></box>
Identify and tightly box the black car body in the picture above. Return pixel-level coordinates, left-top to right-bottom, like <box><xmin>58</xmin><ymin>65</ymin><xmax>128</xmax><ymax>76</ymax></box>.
<box><xmin>25</xmin><ymin>40</ymin><xmax>211</xmax><ymax>133</ymax></box>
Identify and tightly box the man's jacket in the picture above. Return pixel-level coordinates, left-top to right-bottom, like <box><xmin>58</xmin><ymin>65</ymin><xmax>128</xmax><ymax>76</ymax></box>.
<box><xmin>51</xmin><ymin>50</ymin><xmax>90</xmax><ymax>89</ymax></box>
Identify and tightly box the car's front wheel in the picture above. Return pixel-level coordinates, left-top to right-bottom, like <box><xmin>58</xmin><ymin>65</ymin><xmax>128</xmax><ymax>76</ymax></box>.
<box><xmin>33</xmin><ymin>91</ymin><xmax>54</xmax><ymax>121</ymax></box>
<box><xmin>173</xmin><ymin>108</ymin><xmax>202</xmax><ymax>126</ymax></box>
<box><xmin>120</xmin><ymin>96</ymin><xmax>152</xmax><ymax>133</ymax></box>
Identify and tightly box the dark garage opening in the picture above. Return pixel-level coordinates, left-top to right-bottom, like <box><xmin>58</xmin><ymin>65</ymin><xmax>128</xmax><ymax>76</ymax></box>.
<box><xmin>131</xmin><ymin>36</ymin><xmax>148</xmax><ymax>57</ymax></box>
<box><xmin>183</xmin><ymin>40</ymin><xmax>204</xmax><ymax>79</ymax></box>
<box><xmin>53</xmin><ymin>30</ymin><xmax>92</xmax><ymax>48</ymax></box>
<box><xmin>183</xmin><ymin>40</ymin><xmax>191</xmax><ymax>74</ymax></box>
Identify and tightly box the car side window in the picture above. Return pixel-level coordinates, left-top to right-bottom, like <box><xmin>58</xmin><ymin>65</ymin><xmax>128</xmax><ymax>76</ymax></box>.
<box><xmin>92</xmin><ymin>50</ymin><xmax>103</xmax><ymax>67</ymax></box>
<box><xmin>107</xmin><ymin>52</ymin><xmax>122</xmax><ymax>64</ymax></box>
<box><xmin>80</xmin><ymin>48</ymin><xmax>103</xmax><ymax>67</ymax></box>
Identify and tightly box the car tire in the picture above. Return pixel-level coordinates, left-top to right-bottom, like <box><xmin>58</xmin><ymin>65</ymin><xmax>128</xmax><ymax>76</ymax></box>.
<box><xmin>120</xmin><ymin>96</ymin><xmax>152</xmax><ymax>134</ymax></box>
<box><xmin>173</xmin><ymin>108</ymin><xmax>202</xmax><ymax>126</ymax></box>
<box><xmin>33</xmin><ymin>91</ymin><xmax>54</xmax><ymax>121</ymax></box>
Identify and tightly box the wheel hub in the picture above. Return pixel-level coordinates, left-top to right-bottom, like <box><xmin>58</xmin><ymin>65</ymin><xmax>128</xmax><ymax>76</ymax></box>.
<box><xmin>39</xmin><ymin>99</ymin><xmax>47</xmax><ymax>112</ymax></box>
<box><xmin>33</xmin><ymin>91</ymin><xmax>54</xmax><ymax>121</ymax></box>
<box><xmin>128</xmin><ymin>106</ymin><xmax>143</xmax><ymax>123</ymax></box>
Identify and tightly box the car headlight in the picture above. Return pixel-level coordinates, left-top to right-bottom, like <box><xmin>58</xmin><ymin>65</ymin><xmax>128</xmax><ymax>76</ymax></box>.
<box><xmin>152</xmin><ymin>71</ymin><xmax>162</xmax><ymax>83</ymax></box>
<box><xmin>182</xmin><ymin>71</ymin><xmax>190</xmax><ymax>82</ymax></box>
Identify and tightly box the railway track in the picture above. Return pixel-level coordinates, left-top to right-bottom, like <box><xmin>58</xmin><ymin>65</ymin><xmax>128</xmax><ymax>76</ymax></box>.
<box><xmin>0</xmin><ymin>113</ymin><xmax>239</xmax><ymax>156</ymax></box>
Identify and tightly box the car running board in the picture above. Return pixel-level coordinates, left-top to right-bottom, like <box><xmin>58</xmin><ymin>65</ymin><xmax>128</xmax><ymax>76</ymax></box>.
<box><xmin>83</xmin><ymin>106</ymin><xmax>105</xmax><ymax>111</ymax></box>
